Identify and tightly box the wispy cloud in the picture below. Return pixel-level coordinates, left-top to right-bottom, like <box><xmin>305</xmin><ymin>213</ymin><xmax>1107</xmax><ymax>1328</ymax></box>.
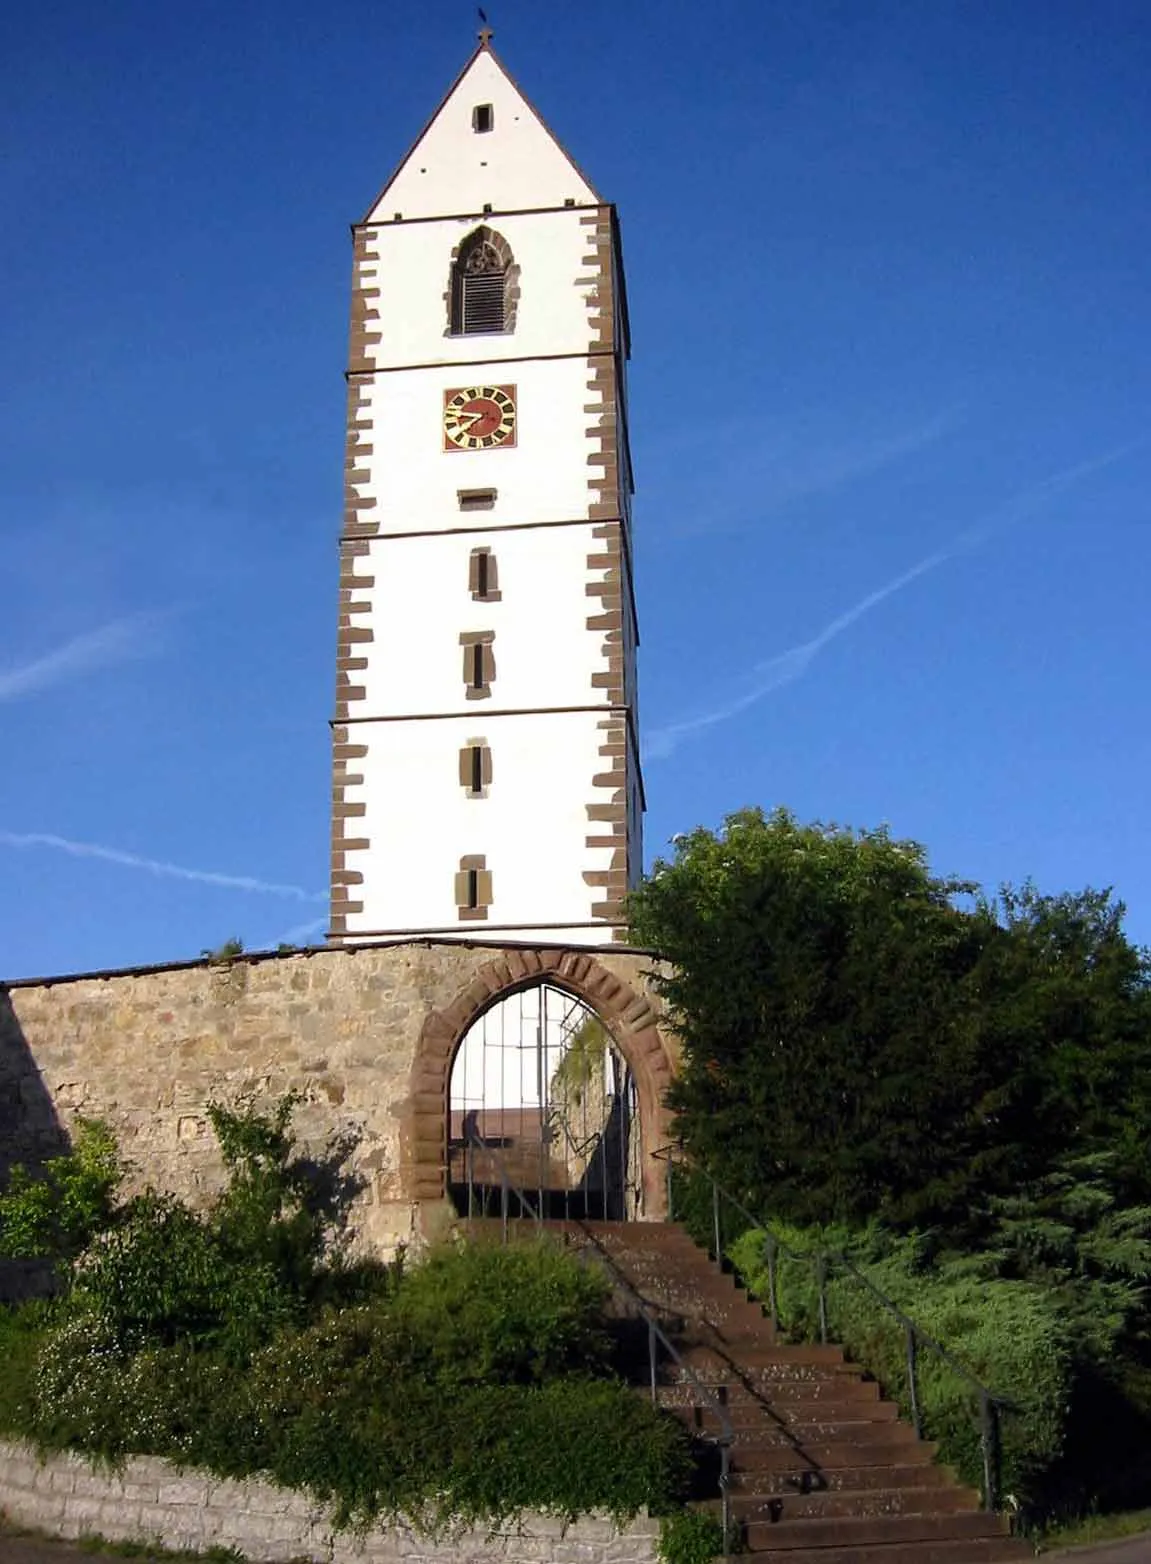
<box><xmin>0</xmin><ymin>614</ymin><xmax>164</xmax><ymax>702</ymax></box>
<box><xmin>267</xmin><ymin>915</ymin><xmax>330</xmax><ymax>949</ymax></box>
<box><xmin>651</xmin><ymin>407</ymin><xmax>958</xmax><ymax>537</ymax></box>
<box><xmin>0</xmin><ymin>831</ymin><xmax>326</xmax><ymax>904</ymax></box>
<box><xmin>645</xmin><ymin>438</ymin><xmax>1145</xmax><ymax>761</ymax></box>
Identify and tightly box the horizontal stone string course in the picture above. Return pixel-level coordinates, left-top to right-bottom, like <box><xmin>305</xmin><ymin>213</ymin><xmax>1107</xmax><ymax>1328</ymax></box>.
<box><xmin>0</xmin><ymin>1438</ymin><xmax>659</xmax><ymax>1564</ymax></box>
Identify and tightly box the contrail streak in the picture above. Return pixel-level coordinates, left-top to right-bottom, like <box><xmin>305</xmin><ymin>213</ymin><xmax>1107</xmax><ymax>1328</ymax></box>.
<box><xmin>644</xmin><ymin>438</ymin><xmax>1145</xmax><ymax>762</ymax></box>
<box><xmin>0</xmin><ymin>614</ymin><xmax>161</xmax><ymax>701</ymax></box>
<box><xmin>0</xmin><ymin>831</ymin><xmax>326</xmax><ymax>903</ymax></box>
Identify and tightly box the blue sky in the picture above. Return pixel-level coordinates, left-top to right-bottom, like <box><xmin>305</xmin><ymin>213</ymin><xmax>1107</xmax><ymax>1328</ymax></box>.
<box><xmin>2</xmin><ymin>0</ymin><xmax>1149</xmax><ymax>977</ymax></box>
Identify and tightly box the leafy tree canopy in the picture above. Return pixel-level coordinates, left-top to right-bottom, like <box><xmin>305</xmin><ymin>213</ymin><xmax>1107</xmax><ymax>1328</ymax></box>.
<box><xmin>629</xmin><ymin>807</ymin><xmax>1151</xmax><ymax>1235</ymax></box>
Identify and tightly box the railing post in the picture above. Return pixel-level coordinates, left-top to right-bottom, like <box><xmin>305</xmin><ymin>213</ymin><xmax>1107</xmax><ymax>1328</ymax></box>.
<box><xmin>980</xmin><ymin>1392</ymin><xmax>998</xmax><ymax>1512</ymax></box>
<box><xmin>712</xmin><ymin>1179</ymin><xmax>722</xmax><ymax>1262</ymax></box>
<box><xmin>666</xmin><ymin>1159</ymin><xmax>675</xmax><ymax>1223</ymax></box>
<box><xmin>905</xmin><ymin>1324</ymin><xmax>922</xmax><ymax>1437</ymax></box>
<box><xmin>500</xmin><ymin>1170</ymin><xmax>509</xmax><ymax>1244</ymax></box>
<box><xmin>466</xmin><ymin>1139</ymin><xmax>474</xmax><ymax>1221</ymax></box>
<box><xmin>648</xmin><ymin>1317</ymin><xmax>658</xmax><ymax>1405</ymax></box>
<box><xmin>719</xmin><ymin>1442</ymin><xmax>731</xmax><ymax>1558</ymax></box>
<box><xmin>816</xmin><ymin>1253</ymin><xmax>829</xmax><ymax>1345</ymax></box>
<box><xmin>764</xmin><ymin>1232</ymin><xmax>779</xmax><ymax>1332</ymax></box>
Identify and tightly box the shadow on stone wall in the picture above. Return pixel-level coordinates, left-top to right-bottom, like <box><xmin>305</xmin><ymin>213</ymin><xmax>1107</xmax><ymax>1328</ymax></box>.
<box><xmin>0</xmin><ymin>987</ymin><xmax>69</xmax><ymax>1301</ymax></box>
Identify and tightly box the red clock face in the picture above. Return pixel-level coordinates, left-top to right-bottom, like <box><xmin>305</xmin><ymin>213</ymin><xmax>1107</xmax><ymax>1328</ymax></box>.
<box><xmin>443</xmin><ymin>384</ymin><xmax>517</xmax><ymax>451</ymax></box>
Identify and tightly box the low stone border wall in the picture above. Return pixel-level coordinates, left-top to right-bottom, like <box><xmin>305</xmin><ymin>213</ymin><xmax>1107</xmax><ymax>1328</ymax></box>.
<box><xmin>0</xmin><ymin>1439</ymin><xmax>659</xmax><ymax>1563</ymax></box>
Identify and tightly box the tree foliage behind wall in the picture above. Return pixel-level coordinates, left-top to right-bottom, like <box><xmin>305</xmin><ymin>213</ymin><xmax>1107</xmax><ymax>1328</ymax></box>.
<box><xmin>628</xmin><ymin>807</ymin><xmax>1151</xmax><ymax>1237</ymax></box>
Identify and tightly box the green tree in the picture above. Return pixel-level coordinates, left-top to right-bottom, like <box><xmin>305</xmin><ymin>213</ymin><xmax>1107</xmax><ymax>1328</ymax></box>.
<box><xmin>629</xmin><ymin>807</ymin><xmax>1151</xmax><ymax>1234</ymax></box>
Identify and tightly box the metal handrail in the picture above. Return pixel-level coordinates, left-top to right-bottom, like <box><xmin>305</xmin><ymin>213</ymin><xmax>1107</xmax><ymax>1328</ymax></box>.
<box><xmin>651</xmin><ymin>1144</ymin><xmax>1010</xmax><ymax>1513</ymax></box>
<box><xmin>463</xmin><ymin>1126</ymin><xmax>735</xmax><ymax>1555</ymax></box>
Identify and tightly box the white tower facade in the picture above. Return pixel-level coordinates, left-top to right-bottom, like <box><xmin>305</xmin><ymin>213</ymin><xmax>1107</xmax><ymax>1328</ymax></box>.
<box><xmin>329</xmin><ymin>37</ymin><xmax>642</xmax><ymax>946</ymax></box>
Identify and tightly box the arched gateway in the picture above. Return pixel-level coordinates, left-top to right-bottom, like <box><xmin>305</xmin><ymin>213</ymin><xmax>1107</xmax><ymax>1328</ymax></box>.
<box><xmin>403</xmin><ymin>948</ymin><xmax>676</xmax><ymax>1220</ymax></box>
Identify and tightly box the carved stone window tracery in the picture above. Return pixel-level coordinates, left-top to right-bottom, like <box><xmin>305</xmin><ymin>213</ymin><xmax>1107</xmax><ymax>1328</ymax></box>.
<box><xmin>448</xmin><ymin>227</ymin><xmax>518</xmax><ymax>336</ymax></box>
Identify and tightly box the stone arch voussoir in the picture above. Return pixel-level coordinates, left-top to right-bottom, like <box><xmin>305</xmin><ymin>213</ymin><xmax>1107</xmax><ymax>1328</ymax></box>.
<box><xmin>403</xmin><ymin>949</ymin><xmax>674</xmax><ymax>1216</ymax></box>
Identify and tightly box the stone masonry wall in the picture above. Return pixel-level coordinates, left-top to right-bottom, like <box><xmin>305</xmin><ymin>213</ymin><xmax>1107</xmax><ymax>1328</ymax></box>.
<box><xmin>0</xmin><ymin>941</ymin><xmax>675</xmax><ymax>1256</ymax></box>
<box><xmin>0</xmin><ymin>1438</ymin><xmax>659</xmax><ymax>1564</ymax></box>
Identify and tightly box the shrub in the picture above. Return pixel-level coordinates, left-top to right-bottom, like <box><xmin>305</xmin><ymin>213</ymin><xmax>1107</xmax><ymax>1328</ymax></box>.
<box><xmin>22</xmin><ymin>1238</ymin><xmax>688</xmax><ymax>1533</ymax></box>
<box><xmin>383</xmin><ymin>1237</ymin><xmax>612</xmax><ymax>1385</ymax></box>
<box><xmin>0</xmin><ymin>1120</ymin><xmax>122</xmax><ymax>1264</ymax></box>
<box><xmin>247</xmin><ymin>1374</ymin><xmax>689</xmax><ymax>1532</ymax></box>
<box><xmin>658</xmin><ymin>1507</ymin><xmax>730</xmax><ymax>1564</ymax></box>
<box><xmin>0</xmin><ymin>1301</ymin><xmax>53</xmax><ymax>1435</ymax></box>
<box><xmin>728</xmin><ymin>1223</ymin><xmax>1072</xmax><ymax>1514</ymax></box>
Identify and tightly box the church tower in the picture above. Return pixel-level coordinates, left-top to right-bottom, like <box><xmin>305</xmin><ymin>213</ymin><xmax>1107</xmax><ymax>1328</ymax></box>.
<box><xmin>328</xmin><ymin>33</ymin><xmax>643</xmax><ymax>946</ymax></box>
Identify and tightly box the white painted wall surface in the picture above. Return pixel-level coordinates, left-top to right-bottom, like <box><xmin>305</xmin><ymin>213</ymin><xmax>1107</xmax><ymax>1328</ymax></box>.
<box><xmin>354</xmin><ymin>356</ymin><xmax>603</xmax><ymax>533</ymax></box>
<box><xmin>359</xmin><ymin>525</ymin><xmax>602</xmax><ymax>717</ymax></box>
<box><xmin>366</xmin><ymin>50</ymin><xmax>598</xmax><ymax>223</ymax></box>
<box><xmin>357</xmin><ymin>208</ymin><xmax>599</xmax><ymax>372</ymax></box>
<box><xmin>345</xmin><ymin>711</ymin><xmax>613</xmax><ymax>936</ymax></box>
<box><xmin>335</xmin><ymin>43</ymin><xmax>636</xmax><ymax>944</ymax></box>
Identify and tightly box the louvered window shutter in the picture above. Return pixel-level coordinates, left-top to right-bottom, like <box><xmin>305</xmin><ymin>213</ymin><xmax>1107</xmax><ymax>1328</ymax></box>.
<box><xmin>462</xmin><ymin>270</ymin><xmax>505</xmax><ymax>333</ymax></box>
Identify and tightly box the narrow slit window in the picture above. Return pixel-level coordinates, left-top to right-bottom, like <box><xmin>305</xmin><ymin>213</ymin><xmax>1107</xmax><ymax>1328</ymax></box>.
<box><xmin>472</xmin><ymin>103</ymin><xmax>494</xmax><ymax>134</ymax></box>
<box><xmin>459</xmin><ymin>739</ymin><xmax>492</xmax><ymax>798</ymax></box>
<box><xmin>455</xmin><ymin>854</ymin><xmax>492</xmax><ymax>920</ymax></box>
<box><xmin>458</xmin><ymin>488</ymin><xmax>496</xmax><ymax>512</ymax></box>
<box><xmin>460</xmin><ymin>631</ymin><xmax>495</xmax><ymax>699</ymax></box>
<box><xmin>469</xmin><ymin>546</ymin><xmax>500</xmax><ymax>602</ymax></box>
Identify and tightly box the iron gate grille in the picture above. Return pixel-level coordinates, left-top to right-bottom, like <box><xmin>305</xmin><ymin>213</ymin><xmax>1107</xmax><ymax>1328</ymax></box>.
<box><xmin>448</xmin><ymin>983</ymin><xmax>642</xmax><ymax>1221</ymax></box>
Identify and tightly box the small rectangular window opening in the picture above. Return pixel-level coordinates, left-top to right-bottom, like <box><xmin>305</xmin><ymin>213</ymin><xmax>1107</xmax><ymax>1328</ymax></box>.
<box><xmin>459</xmin><ymin>739</ymin><xmax>492</xmax><ymax>798</ymax></box>
<box><xmin>468</xmin><ymin>546</ymin><xmax>500</xmax><ymax>602</ymax></box>
<box><xmin>473</xmin><ymin>104</ymin><xmax>494</xmax><ymax>134</ymax></box>
<box><xmin>460</xmin><ymin>632</ymin><xmax>494</xmax><ymax>699</ymax></box>
<box><xmin>456</xmin><ymin>854</ymin><xmax>491</xmax><ymax>921</ymax></box>
<box><xmin>458</xmin><ymin>488</ymin><xmax>496</xmax><ymax>512</ymax></box>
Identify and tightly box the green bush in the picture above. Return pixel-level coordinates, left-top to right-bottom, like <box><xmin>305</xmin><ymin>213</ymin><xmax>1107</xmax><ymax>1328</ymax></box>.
<box><xmin>0</xmin><ymin>1301</ymin><xmax>53</xmax><ymax>1435</ymax></box>
<box><xmin>0</xmin><ymin>1121</ymin><xmax>122</xmax><ymax>1264</ymax></box>
<box><xmin>247</xmin><ymin>1374</ymin><xmax>689</xmax><ymax>1532</ymax></box>
<box><xmin>383</xmin><ymin>1237</ymin><xmax>612</xmax><ymax>1385</ymax></box>
<box><xmin>658</xmin><ymin>1507</ymin><xmax>731</xmax><ymax>1564</ymax></box>
<box><xmin>19</xmin><ymin>1230</ymin><xmax>689</xmax><ymax>1533</ymax></box>
<box><xmin>729</xmin><ymin>1224</ymin><xmax>1072</xmax><ymax>1513</ymax></box>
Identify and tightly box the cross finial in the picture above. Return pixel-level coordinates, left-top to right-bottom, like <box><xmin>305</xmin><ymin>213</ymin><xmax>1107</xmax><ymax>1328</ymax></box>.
<box><xmin>477</xmin><ymin>7</ymin><xmax>493</xmax><ymax>46</ymax></box>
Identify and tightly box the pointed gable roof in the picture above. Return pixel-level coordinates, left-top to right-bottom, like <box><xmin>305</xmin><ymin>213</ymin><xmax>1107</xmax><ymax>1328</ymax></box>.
<box><xmin>363</xmin><ymin>41</ymin><xmax>601</xmax><ymax>223</ymax></box>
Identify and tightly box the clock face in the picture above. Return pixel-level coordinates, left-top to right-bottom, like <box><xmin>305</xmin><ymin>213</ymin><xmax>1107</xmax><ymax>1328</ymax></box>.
<box><xmin>443</xmin><ymin>384</ymin><xmax>517</xmax><ymax>452</ymax></box>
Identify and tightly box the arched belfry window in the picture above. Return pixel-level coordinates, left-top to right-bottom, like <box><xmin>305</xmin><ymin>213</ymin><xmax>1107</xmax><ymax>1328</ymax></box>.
<box><xmin>449</xmin><ymin>227</ymin><xmax>517</xmax><ymax>336</ymax></box>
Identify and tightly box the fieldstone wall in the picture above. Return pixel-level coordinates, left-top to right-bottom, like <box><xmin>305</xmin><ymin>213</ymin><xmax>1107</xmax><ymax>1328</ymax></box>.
<box><xmin>0</xmin><ymin>1438</ymin><xmax>659</xmax><ymax>1564</ymax></box>
<box><xmin>0</xmin><ymin>940</ymin><xmax>676</xmax><ymax>1256</ymax></box>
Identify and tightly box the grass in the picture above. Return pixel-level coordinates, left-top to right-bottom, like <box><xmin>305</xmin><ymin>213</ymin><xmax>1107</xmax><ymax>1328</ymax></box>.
<box><xmin>1038</xmin><ymin>1506</ymin><xmax>1151</xmax><ymax>1552</ymax></box>
<box><xmin>79</xmin><ymin>1539</ymin><xmax>247</xmax><ymax>1564</ymax></box>
<box><xmin>0</xmin><ymin>1517</ymin><xmax>248</xmax><ymax>1564</ymax></box>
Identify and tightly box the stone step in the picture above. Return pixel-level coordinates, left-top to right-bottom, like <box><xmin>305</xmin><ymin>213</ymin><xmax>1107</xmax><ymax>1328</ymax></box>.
<box><xmin>468</xmin><ymin>1218</ymin><xmax>1007</xmax><ymax>1559</ymax></box>
<box><xmin>657</xmin><ymin>1377</ymin><xmax>881</xmax><ymax>1410</ymax></box>
<box><xmin>729</xmin><ymin>1461</ymin><xmax>958</xmax><ymax>1497</ymax></box>
<box><xmin>739</xmin><ymin>1537</ymin><xmax>1031</xmax><ymax>1564</ymax></box>
<box><xmin>678</xmin><ymin>1397</ymin><xmax>900</xmax><ymax>1433</ymax></box>
<box><xmin>713</xmin><ymin>1484</ymin><xmax>981</xmax><ymax>1523</ymax></box>
<box><xmin>677</xmin><ymin>1342</ymin><xmax>851</xmax><ymax>1371</ymax></box>
<box><xmin>738</xmin><ymin>1510</ymin><xmax>1010</xmax><ymax>1552</ymax></box>
<box><xmin>730</xmin><ymin>1434</ymin><xmax>936</xmax><ymax>1475</ymax></box>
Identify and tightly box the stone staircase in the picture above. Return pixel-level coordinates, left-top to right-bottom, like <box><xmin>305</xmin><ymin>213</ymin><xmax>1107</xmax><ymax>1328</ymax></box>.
<box><xmin>569</xmin><ymin>1221</ymin><xmax>1031</xmax><ymax>1564</ymax></box>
